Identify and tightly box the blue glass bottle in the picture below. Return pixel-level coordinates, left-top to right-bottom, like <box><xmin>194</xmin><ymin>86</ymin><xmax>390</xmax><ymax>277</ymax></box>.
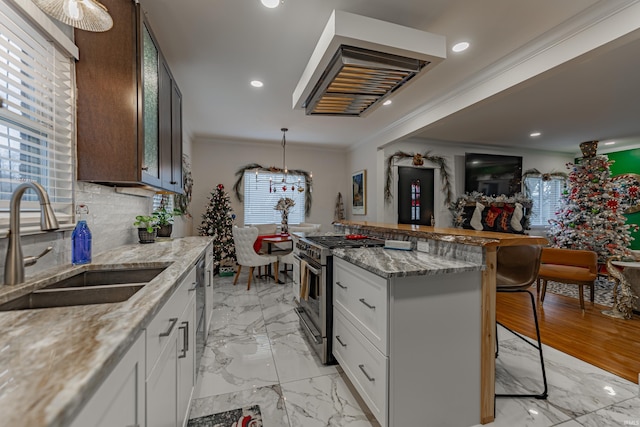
<box><xmin>72</xmin><ymin>220</ymin><xmax>92</xmax><ymax>265</ymax></box>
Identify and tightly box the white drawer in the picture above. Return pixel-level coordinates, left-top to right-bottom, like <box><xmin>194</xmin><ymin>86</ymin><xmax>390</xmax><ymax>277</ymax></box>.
<box><xmin>146</xmin><ymin>267</ymin><xmax>197</xmax><ymax>376</ymax></box>
<box><xmin>333</xmin><ymin>308</ymin><xmax>388</xmax><ymax>426</ymax></box>
<box><xmin>334</xmin><ymin>258</ymin><xmax>388</xmax><ymax>354</ymax></box>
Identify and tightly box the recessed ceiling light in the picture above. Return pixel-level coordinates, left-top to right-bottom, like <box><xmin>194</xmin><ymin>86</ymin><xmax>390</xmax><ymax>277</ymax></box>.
<box><xmin>452</xmin><ymin>42</ymin><xmax>469</xmax><ymax>53</ymax></box>
<box><xmin>250</xmin><ymin>80</ymin><xmax>264</xmax><ymax>88</ymax></box>
<box><xmin>260</xmin><ymin>0</ymin><xmax>280</xmax><ymax>8</ymax></box>
<box><xmin>383</xmin><ymin>99</ymin><xmax>392</xmax><ymax>106</ymax></box>
<box><xmin>604</xmin><ymin>141</ymin><xmax>616</xmax><ymax>145</ymax></box>
<box><xmin>530</xmin><ymin>132</ymin><xmax>541</xmax><ymax>137</ymax></box>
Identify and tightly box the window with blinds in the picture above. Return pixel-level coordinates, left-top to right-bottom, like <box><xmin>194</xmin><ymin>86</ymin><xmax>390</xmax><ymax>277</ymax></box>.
<box><xmin>0</xmin><ymin>1</ymin><xmax>74</xmax><ymax>228</ymax></box>
<box><xmin>525</xmin><ymin>176</ymin><xmax>565</xmax><ymax>227</ymax></box>
<box><xmin>243</xmin><ymin>171</ymin><xmax>306</xmax><ymax>226</ymax></box>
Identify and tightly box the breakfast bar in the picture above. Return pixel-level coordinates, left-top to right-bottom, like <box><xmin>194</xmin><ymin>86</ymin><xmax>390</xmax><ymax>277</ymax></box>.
<box><xmin>332</xmin><ymin>221</ymin><xmax>548</xmax><ymax>424</ymax></box>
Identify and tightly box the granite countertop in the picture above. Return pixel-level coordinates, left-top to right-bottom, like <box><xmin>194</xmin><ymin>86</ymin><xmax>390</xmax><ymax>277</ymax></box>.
<box><xmin>0</xmin><ymin>236</ymin><xmax>212</xmax><ymax>427</ymax></box>
<box><xmin>332</xmin><ymin>247</ymin><xmax>483</xmax><ymax>278</ymax></box>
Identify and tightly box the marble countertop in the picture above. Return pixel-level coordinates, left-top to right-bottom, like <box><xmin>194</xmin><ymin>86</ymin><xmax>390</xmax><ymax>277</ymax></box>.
<box><xmin>332</xmin><ymin>247</ymin><xmax>483</xmax><ymax>278</ymax></box>
<box><xmin>0</xmin><ymin>236</ymin><xmax>212</xmax><ymax>427</ymax></box>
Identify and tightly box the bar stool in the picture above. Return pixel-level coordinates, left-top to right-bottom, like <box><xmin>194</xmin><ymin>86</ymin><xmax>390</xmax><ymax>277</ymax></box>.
<box><xmin>495</xmin><ymin>244</ymin><xmax>548</xmax><ymax>400</ymax></box>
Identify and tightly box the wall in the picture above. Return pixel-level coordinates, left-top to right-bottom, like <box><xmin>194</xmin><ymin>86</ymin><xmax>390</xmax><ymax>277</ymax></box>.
<box><xmin>607</xmin><ymin>147</ymin><xmax>640</xmax><ymax>250</ymax></box>
<box><xmin>0</xmin><ymin>127</ymin><xmax>194</xmax><ymax>282</ymax></box>
<box><xmin>0</xmin><ymin>182</ymin><xmax>158</xmax><ymax>280</ymax></box>
<box><xmin>190</xmin><ymin>137</ymin><xmax>348</xmax><ymax>233</ymax></box>
<box><xmin>348</xmin><ymin>137</ymin><xmax>574</xmax><ymax>227</ymax></box>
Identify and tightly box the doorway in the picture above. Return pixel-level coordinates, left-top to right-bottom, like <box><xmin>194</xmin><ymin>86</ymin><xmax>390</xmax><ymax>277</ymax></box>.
<box><xmin>397</xmin><ymin>166</ymin><xmax>434</xmax><ymax>226</ymax></box>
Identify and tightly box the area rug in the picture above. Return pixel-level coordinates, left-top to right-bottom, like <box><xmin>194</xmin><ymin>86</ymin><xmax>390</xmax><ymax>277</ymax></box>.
<box><xmin>187</xmin><ymin>405</ymin><xmax>262</xmax><ymax>427</ymax></box>
<box><xmin>533</xmin><ymin>277</ymin><xmax>615</xmax><ymax>307</ymax></box>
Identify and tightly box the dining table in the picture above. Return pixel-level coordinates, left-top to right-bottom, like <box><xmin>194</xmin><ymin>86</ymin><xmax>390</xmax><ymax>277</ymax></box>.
<box><xmin>258</xmin><ymin>234</ymin><xmax>293</xmax><ymax>283</ymax></box>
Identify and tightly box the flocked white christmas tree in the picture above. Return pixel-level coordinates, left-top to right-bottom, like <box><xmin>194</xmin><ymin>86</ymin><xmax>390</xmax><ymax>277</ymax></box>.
<box><xmin>548</xmin><ymin>155</ymin><xmax>635</xmax><ymax>263</ymax></box>
<box><xmin>198</xmin><ymin>184</ymin><xmax>236</xmax><ymax>269</ymax></box>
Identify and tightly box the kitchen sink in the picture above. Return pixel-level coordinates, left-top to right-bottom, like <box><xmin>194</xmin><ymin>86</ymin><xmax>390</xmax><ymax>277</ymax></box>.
<box><xmin>41</xmin><ymin>266</ymin><xmax>167</xmax><ymax>290</ymax></box>
<box><xmin>0</xmin><ymin>266</ymin><xmax>167</xmax><ymax>311</ymax></box>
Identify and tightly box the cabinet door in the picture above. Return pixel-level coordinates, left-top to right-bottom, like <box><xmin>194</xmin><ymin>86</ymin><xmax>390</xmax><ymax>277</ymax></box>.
<box><xmin>70</xmin><ymin>332</ymin><xmax>146</xmax><ymax>427</ymax></box>
<box><xmin>147</xmin><ymin>331</ymin><xmax>179</xmax><ymax>427</ymax></box>
<box><xmin>205</xmin><ymin>258</ymin><xmax>214</xmax><ymax>334</ymax></box>
<box><xmin>170</xmin><ymin>82</ymin><xmax>183</xmax><ymax>193</ymax></box>
<box><xmin>178</xmin><ymin>297</ymin><xmax>196</xmax><ymax>427</ymax></box>
<box><xmin>141</xmin><ymin>19</ymin><xmax>162</xmax><ymax>188</ymax></box>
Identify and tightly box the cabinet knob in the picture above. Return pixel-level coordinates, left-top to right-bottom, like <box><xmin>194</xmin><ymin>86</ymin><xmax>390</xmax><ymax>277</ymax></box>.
<box><xmin>141</xmin><ymin>166</ymin><xmax>149</xmax><ymax>171</ymax></box>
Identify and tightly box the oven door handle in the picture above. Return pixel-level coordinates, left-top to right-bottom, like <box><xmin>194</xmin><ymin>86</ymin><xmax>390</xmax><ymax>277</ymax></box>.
<box><xmin>294</xmin><ymin>307</ymin><xmax>322</xmax><ymax>344</ymax></box>
<box><xmin>304</xmin><ymin>263</ymin><xmax>322</xmax><ymax>276</ymax></box>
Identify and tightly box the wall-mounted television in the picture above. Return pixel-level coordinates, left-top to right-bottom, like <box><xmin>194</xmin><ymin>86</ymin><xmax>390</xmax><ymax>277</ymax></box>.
<box><xmin>464</xmin><ymin>153</ymin><xmax>523</xmax><ymax>196</ymax></box>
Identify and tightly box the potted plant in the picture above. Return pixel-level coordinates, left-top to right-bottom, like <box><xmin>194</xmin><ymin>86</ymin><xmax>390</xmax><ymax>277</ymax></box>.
<box><xmin>133</xmin><ymin>215</ymin><xmax>159</xmax><ymax>244</ymax></box>
<box><xmin>153</xmin><ymin>207</ymin><xmax>182</xmax><ymax>238</ymax></box>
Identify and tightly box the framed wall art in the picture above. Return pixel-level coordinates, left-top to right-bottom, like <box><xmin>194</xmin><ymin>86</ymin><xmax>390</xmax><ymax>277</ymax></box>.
<box><xmin>352</xmin><ymin>170</ymin><xmax>366</xmax><ymax>215</ymax></box>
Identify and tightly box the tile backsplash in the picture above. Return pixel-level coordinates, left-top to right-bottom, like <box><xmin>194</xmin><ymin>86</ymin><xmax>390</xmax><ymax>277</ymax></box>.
<box><xmin>0</xmin><ymin>182</ymin><xmax>179</xmax><ymax>281</ymax></box>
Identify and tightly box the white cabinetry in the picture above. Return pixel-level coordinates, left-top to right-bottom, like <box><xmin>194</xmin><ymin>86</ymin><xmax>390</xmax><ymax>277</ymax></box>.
<box><xmin>147</xmin><ymin>266</ymin><xmax>197</xmax><ymax>427</ymax></box>
<box><xmin>333</xmin><ymin>257</ymin><xmax>482</xmax><ymax>427</ymax></box>
<box><xmin>205</xmin><ymin>243</ymin><xmax>214</xmax><ymax>333</ymax></box>
<box><xmin>70</xmin><ymin>332</ymin><xmax>146</xmax><ymax>427</ymax></box>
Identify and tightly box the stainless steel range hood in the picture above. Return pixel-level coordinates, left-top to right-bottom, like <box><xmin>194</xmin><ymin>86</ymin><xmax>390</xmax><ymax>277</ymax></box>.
<box><xmin>292</xmin><ymin>10</ymin><xmax>446</xmax><ymax>117</ymax></box>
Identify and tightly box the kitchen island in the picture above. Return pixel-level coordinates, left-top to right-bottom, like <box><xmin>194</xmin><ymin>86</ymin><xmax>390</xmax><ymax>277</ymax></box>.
<box><xmin>333</xmin><ymin>221</ymin><xmax>548</xmax><ymax>424</ymax></box>
<box><xmin>0</xmin><ymin>236</ymin><xmax>212</xmax><ymax>427</ymax></box>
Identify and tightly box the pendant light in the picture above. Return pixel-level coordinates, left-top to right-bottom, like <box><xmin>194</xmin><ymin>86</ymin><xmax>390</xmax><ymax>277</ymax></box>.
<box><xmin>33</xmin><ymin>0</ymin><xmax>113</xmax><ymax>32</ymax></box>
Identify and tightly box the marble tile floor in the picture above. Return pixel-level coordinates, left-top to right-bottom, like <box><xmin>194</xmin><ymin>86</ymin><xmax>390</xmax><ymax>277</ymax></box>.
<box><xmin>189</xmin><ymin>270</ymin><xmax>640</xmax><ymax>427</ymax></box>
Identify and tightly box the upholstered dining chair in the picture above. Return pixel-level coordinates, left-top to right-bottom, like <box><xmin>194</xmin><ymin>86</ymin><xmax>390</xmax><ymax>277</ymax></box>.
<box><xmin>495</xmin><ymin>244</ymin><xmax>548</xmax><ymax>400</ymax></box>
<box><xmin>232</xmin><ymin>226</ymin><xmax>278</xmax><ymax>290</ymax></box>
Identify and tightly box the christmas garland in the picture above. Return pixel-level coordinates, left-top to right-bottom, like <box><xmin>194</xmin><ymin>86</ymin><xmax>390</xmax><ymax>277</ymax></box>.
<box><xmin>384</xmin><ymin>150</ymin><xmax>453</xmax><ymax>206</ymax></box>
<box><xmin>233</xmin><ymin>163</ymin><xmax>313</xmax><ymax>216</ymax></box>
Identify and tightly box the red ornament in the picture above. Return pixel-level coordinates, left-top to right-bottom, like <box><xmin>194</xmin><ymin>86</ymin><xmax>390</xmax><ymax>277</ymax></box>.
<box><xmin>282</xmin><ymin>185</ymin><xmax>287</xmax><ymax>192</ymax></box>
<box><xmin>217</xmin><ymin>184</ymin><xmax>224</xmax><ymax>190</ymax></box>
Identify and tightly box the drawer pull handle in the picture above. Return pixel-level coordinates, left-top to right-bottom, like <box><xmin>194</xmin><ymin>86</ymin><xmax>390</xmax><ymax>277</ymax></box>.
<box><xmin>358</xmin><ymin>364</ymin><xmax>375</xmax><ymax>382</ymax></box>
<box><xmin>178</xmin><ymin>321</ymin><xmax>189</xmax><ymax>358</ymax></box>
<box><xmin>336</xmin><ymin>281</ymin><xmax>347</xmax><ymax>289</ymax></box>
<box><xmin>189</xmin><ymin>282</ymin><xmax>198</xmax><ymax>291</ymax></box>
<box><xmin>159</xmin><ymin>317</ymin><xmax>178</xmax><ymax>337</ymax></box>
<box><xmin>359</xmin><ymin>298</ymin><xmax>375</xmax><ymax>310</ymax></box>
<box><xmin>336</xmin><ymin>335</ymin><xmax>347</xmax><ymax>347</ymax></box>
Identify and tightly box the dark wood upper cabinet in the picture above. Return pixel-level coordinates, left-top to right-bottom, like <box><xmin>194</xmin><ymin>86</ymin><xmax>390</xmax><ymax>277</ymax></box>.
<box><xmin>75</xmin><ymin>0</ymin><xmax>182</xmax><ymax>193</ymax></box>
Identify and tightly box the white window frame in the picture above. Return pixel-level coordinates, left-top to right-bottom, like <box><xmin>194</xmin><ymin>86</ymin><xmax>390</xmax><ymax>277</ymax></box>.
<box><xmin>0</xmin><ymin>0</ymin><xmax>77</xmax><ymax>233</ymax></box>
<box><xmin>525</xmin><ymin>176</ymin><xmax>566</xmax><ymax>228</ymax></box>
<box><xmin>243</xmin><ymin>171</ymin><xmax>306</xmax><ymax>226</ymax></box>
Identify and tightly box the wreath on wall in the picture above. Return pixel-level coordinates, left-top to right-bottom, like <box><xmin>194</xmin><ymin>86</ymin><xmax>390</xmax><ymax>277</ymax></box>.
<box><xmin>384</xmin><ymin>150</ymin><xmax>453</xmax><ymax>206</ymax></box>
<box><xmin>233</xmin><ymin>163</ymin><xmax>313</xmax><ymax>216</ymax></box>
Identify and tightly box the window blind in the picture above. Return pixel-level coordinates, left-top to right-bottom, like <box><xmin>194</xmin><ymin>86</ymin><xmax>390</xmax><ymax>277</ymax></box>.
<box><xmin>526</xmin><ymin>177</ymin><xmax>565</xmax><ymax>227</ymax></box>
<box><xmin>244</xmin><ymin>171</ymin><xmax>306</xmax><ymax>226</ymax></box>
<box><xmin>0</xmin><ymin>1</ymin><xmax>74</xmax><ymax>226</ymax></box>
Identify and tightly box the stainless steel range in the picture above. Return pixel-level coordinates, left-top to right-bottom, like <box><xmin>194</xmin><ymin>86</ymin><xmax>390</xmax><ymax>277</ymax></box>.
<box><xmin>294</xmin><ymin>234</ymin><xmax>385</xmax><ymax>364</ymax></box>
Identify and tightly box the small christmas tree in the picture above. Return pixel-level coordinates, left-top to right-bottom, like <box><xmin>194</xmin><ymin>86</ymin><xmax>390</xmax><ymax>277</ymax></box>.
<box><xmin>199</xmin><ymin>184</ymin><xmax>236</xmax><ymax>271</ymax></box>
<box><xmin>548</xmin><ymin>155</ymin><xmax>635</xmax><ymax>263</ymax></box>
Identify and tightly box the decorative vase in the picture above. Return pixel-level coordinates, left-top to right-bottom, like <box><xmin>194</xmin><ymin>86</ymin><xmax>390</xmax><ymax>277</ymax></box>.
<box><xmin>157</xmin><ymin>224</ymin><xmax>172</xmax><ymax>238</ymax></box>
<box><xmin>138</xmin><ymin>228</ymin><xmax>157</xmax><ymax>244</ymax></box>
<box><xmin>281</xmin><ymin>210</ymin><xmax>289</xmax><ymax>234</ymax></box>
<box><xmin>579</xmin><ymin>140</ymin><xmax>598</xmax><ymax>158</ymax></box>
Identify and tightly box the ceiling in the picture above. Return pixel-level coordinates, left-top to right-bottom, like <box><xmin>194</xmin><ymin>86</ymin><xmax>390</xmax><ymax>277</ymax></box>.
<box><xmin>138</xmin><ymin>0</ymin><xmax>640</xmax><ymax>154</ymax></box>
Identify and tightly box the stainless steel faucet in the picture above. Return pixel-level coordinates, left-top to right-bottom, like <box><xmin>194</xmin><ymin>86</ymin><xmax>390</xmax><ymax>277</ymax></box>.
<box><xmin>4</xmin><ymin>182</ymin><xmax>60</xmax><ymax>285</ymax></box>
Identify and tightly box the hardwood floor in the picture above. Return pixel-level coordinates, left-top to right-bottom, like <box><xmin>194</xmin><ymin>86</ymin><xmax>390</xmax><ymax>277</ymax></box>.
<box><xmin>496</xmin><ymin>288</ymin><xmax>640</xmax><ymax>384</ymax></box>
